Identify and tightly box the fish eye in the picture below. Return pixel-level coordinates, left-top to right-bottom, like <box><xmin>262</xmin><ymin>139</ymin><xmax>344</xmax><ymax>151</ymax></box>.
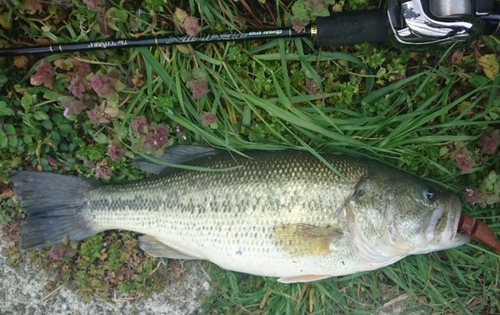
<box><xmin>422</xmin><ymin>186</ymin><xmax>437</xmax><ymax>203</ymax></box>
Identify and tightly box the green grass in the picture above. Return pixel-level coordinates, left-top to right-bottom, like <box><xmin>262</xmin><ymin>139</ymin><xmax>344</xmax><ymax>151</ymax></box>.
<box><xmin>0</xmin><ymin>0</ymin><xmax>499</xmax><ymax>314</ymax></box>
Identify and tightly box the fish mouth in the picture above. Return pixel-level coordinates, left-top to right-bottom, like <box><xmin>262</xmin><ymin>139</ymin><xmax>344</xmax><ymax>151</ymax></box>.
<box><xmin>425</xmin><ymin>195</ymin><xmax>469</xmax><ymax>248</ymax></box>
<box><xmin>444</xmin><ymin>195</ymin><xmax>470</xmax><ymax>246</ymax></box>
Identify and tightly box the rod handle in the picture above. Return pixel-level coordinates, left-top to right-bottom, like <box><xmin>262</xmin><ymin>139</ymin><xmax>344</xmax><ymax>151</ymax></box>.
<box><xmin>315</xmin><ymin>10</ymin><xmax>390</xmax><ymax>47</ymax></box>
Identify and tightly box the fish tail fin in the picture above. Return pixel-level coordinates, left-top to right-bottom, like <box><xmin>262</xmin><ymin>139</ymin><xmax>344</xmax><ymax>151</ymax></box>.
<box><xmin>10</xmin><ymin>171</ymin><xmax>100</xmax><ymax>250</ymax></box>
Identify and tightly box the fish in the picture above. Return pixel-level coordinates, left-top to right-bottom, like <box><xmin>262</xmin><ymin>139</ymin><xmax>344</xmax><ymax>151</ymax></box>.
<box><xmin>11</xmin><ymin>145</ymin><xmax>471</xmax><ymax>283</ymax></box>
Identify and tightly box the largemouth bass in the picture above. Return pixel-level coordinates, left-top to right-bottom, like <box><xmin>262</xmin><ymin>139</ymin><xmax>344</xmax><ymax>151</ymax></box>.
<box><xmin>11</xmin><ymin>146</ymin><xmax>469</xmax><ymax>283</ymax></box>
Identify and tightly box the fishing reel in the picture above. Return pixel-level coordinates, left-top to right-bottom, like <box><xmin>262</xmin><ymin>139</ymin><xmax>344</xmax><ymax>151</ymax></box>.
<box><xmin>387</xmin><ymin>0</ymin><xmax>500</xmax><ymax>47</ymax></box>
<box><xmin>314</xmin><ymin>0</ymin><xmax>500</xmax><ymax>49</ymax></box>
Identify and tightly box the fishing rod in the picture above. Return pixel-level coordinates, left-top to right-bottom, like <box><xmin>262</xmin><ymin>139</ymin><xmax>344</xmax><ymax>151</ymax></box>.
<box><xmin>0</xmin><ymin>10</ymin><xmax>389</xmax><ymax>57</ymax></box>
<box><xmin>0</xmin><ymin>0</ymin><xmax>499</xmax><ymax>57</ymax></box>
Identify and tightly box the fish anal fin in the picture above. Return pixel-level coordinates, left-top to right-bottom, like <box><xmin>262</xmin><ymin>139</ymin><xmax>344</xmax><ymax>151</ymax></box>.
<box><xmin>275</xmin><ymin>223</ymin><xmax>343</xmax><ymax>257</ymax></box>
<box><xmin>139</xmin><ymin>235</ymin><xmax>198</xmax><ymax>259</ymax></box>
<box><xmin>278</xmin><ymin>274</ymin><xmax>333</xmax><ymax>283</ymax></box>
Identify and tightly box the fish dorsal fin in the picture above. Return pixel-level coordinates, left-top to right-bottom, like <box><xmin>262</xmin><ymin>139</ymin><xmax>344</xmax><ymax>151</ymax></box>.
<box><xmin>133</xmin><ymin>145</ymin><xmax>217</xmax><ymax>174</ymax></box>
<box><xmin>139</xmin><ymin>235</ymin><xmax>199</xmax><ymax>259</ymax></box>
<box><xmin>274</xmin><ymin>223</ymin><xmax>344</xmax><ymax>257</ymax></box>
<box><xmin>278</xmin><ymin>274</ymin><xmax>333</xmax><ymax>283</ymax></box>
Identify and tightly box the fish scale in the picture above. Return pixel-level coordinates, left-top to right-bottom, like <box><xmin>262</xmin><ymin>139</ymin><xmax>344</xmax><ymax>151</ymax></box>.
<box><xmin>10</xmin><ymin>146</ymin><xmax>469</xmax><ymax>283</ymax></box>
<box><xmin>83</xmin><ymin>151</ymin><xmax>364</xmax><ymax>276</ymax></box>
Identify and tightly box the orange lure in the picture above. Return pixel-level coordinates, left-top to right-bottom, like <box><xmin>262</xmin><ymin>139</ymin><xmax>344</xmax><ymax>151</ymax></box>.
<box><xmin>458</xmin><ymin>215</ymin><xmax>500</xmax><ymax>254</ymax></box>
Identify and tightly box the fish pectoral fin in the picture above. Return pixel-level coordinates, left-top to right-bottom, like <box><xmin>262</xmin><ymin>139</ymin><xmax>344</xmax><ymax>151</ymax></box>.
<box><xmin>275</xmin><ymin>223</ymin><xmax>344</xmax><ymax>257</ymax></box>
<box><xmin>278</xmin><ymin>274</ymin><xmax>333</xmax><ymax>283</ymax></box>
<box><xmin>139</xmin><ymin>235</ymin><xmax>198</xmax><ymax>259</ymax></box>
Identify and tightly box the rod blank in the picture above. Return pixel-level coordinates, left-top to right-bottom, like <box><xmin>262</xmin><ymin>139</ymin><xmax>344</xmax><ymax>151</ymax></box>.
<box><xmin>0</xmin><ymin>26</ymin><xmax>313</xmax><ymax>57</ymax></box>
